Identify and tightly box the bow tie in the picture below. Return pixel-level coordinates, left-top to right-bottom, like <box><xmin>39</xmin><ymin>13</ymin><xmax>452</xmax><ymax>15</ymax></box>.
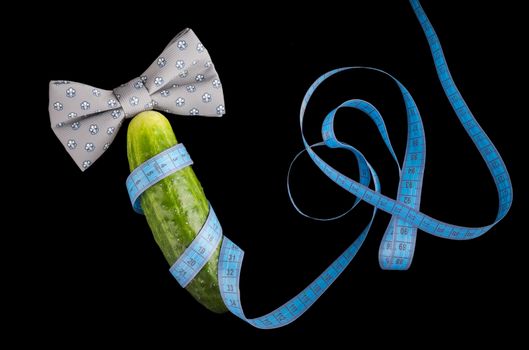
<box><xmin>49</xmin><ymin>28</ymin><xmax>225</xmax><ymax>171</ymax></box>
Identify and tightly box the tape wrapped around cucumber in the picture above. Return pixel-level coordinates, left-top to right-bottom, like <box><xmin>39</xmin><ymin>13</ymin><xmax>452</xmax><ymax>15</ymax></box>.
<box><xmin>127</xmin><ymin>111</ymin><xmax>227</xmax><ymax>313</ymax></box>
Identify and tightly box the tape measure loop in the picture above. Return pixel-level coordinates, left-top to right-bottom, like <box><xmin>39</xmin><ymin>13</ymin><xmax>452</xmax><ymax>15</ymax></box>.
<box><xmin>126</xmin><ymin>0</ymin><xmax>513</xmax><ymax>328</ymax></box>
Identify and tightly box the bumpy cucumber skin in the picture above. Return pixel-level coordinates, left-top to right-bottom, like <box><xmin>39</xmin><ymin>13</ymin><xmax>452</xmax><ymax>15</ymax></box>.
<box><xmin>127</xmin><ymin>111</ymin><xmax>226</xmax><ymax>313</ymax></box>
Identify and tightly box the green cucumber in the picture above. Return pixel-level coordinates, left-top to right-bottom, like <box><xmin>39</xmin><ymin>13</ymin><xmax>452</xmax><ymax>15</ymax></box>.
<box><xmin>127</xmin><ymin>111</ymin><xmax>226</xmax><ymax>313</ymax></box>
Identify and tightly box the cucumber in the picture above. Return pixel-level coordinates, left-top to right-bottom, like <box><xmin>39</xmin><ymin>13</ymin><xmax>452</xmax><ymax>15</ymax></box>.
<box><xmin>127</xmin><ymin>111</ymin><xmax>227</xmax><ymax>313</ymax></box>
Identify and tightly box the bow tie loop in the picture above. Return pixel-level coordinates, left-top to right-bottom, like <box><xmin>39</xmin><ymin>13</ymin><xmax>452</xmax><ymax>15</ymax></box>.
<box><xmin>49</xmin><ymin>28</ymin><xmax>225</xmax><ymax>171</ymax></box>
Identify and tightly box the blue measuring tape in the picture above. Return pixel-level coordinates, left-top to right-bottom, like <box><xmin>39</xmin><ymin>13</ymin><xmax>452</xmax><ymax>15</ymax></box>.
<box><xmin>126</xmin><ymin>143</ymin><xmax>193</xmax><ymax>214</ymax></box>
<box><xmin>126</xmin><ymin>0</ymin><xmax>513</xmax><ymax>329</ymax></box>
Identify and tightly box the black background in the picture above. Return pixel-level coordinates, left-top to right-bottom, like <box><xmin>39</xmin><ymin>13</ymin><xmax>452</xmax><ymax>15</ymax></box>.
<box><xmin>15</xmin><ymin>0</ymin><xmax>527</xmax><ymax>345</ymax></box>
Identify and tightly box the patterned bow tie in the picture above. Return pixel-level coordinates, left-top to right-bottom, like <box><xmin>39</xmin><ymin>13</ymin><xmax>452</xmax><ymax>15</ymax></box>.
<box><xmin>49</xmin><ymin>28</ymin><xmax>225</xmax><ymax>171</ymax></box>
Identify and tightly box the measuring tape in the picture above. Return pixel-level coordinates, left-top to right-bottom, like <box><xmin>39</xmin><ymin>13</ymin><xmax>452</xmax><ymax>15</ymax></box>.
<box><xmin>126</xmin><ymin>143</ymin><xmax>193</xmax><ymax>214</ymax></box>
<box><xmin>126</xmin><ymin>0</ymin><xmax>513</xmax><ymax>329</ymax></box>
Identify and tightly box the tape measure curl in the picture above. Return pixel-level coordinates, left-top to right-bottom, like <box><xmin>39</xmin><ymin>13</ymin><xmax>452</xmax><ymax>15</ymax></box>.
<box><xmin>126</xmin><ymin>0</ymin><xmax>513</xmax><ymax>329</ymax></box>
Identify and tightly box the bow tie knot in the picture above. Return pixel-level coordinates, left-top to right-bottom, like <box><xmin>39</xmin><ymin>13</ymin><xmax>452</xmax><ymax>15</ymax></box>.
<box><xmin>113</xmin><ymin>77</ymin><xmax>154</xmax><ymax>118</ymax></box>
<box><xmin>49</xmin><ymin>28</ymin><xmax>225</xmax><ymax>171</ymax></box>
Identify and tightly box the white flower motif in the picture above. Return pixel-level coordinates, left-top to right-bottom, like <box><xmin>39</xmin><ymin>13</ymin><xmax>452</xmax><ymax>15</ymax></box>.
<box><xmin>140</xmin><ymin>76</ymin><xmax>147</xmax><ymax>82</ymax></box>
<box><xmin>82</xmin><ymin>160</ymin><xmax>91</xmax><ymax>168</ymax></box>
<box><xmin>89</xmin><ymin>124</ymin><xmax>99</xmax><ymax>135</ymax></box>
<box><xmin>202</xmin><ymin>93</ymin><xmax>212</xmax><ymax>103</ymax></box>
<box><xmin>157</xmin><ymin>57</ymin><xmax>167</xmax><ymax>67</ymax></box>
<box><xmin>160</xmin><ymin>90</ymin><xmax>170</xmax><ymax>97</ymax></box>
<box><xmin>56</xmin><ymin>122</ymin><xmax>64</xmax><ymax>127</ymax></box>
<box><xmin>189</xmin><ymin>108</ymin><xmax>199</xmax><ymax>115</ymax></box>
<box><xmin>85</xmin><ymin>143</ymin><xmax>95</xmax><ymax>152</ymax></box>
<box><xmin>177</xmin><ymin>40</ymin><xmax>187</xmax><ymax>50</ymax></box>
<box><xmin>80</xmin><ymin>101</ymin><xmax>90</xmax><ymax>110</ymax></box>
<box><xmin>66</xmin><ymin>87</ymin><xmax>76</xmax><ymax>98</ymax></box>
<box><xmin>186</xmin><ymin>85</ymin><xmax>196</xmax><ymax>93</ymax></box>
<box><xmin>134</xmin><ymin>80</ymin><xmax>144</xmax><ymax>89</ymax></box>
<box><xmin>92</xmin><ymin>89</ymin><xmax>101</xmax><ymax>97</ymax></box>
<box><xmin>145</xmin><ymin>101</ymin><xmax>154</xmax><ymax>109</ymax></box>
<box><xmin>175</xmin><ymin>97</ymin><xmax>185</xmax><ymax>107</ymax></box>
<box><xmin>111</xmin><ymin>110</ymin><xmax>121</xmax><ymax>119</ymax></box>
<box><xmin>192</xmin><ymin>60</ymin><xmax>198</xmax><ymax>65</ymax></box>
<box><xmin>108</xmin><ymin>99</ymin><xmax>118</xmax><ymax>108</ymax></box>
<box><xmin>196</xmin><ymin>42</ymin><xmax>204</xmax><ymax>52</ymax></box>
<box><xmin>72</xmin><ymin>121</ymin><xmax>80</xmax><ymax>130</ymax></box>
<box><xmin>68</xmin><ymin>112</ymin><xmax>77</xmax><ymax>119</ymax></box>
<box><xmin>107</xmin><ymin>127</ymin><xmax>115</xmax><ymax>135</ymax></box>
<box><xmin>129</xmin><ymin>96</ymin><xmax>139</xmax><ymax>106</ymax></box>
<box><xmin>179</xmin><ymin>70</ymin><xmax>188</xmax><ymax>78</ymax></box>
<box><xmin>103</xmin><ymin>143</ymin><xmax>110</xmax><ymax>150</ymax></box>
<box><xmin>175</xmin><ymin>60</ymin><xmax>185</xmax><ymax>69</ymax></box>
<box><xmin>212</xmin><ymin>79</ymin><xmax>221</xmax><ymax>88</ymax></box>
<box><xmin>216</xmin><ymin>105</ymin><xmax>225</xmax><ymax>115</ymax></box>
<box><xmin>67</xmin><ymin>139</ymin><xmax>77</xmax><ymax>150</ymax></box>
<box><xmin>154</xmin><ymin>77</ymin><xmax>164</xmax><ymax>86</ymax></box>
<box><xmin>53</xmin><ymin>102</ymin><xmax>63</xmax><ymax>111</ymax></box>
<box><xmin>204</xmin><ymin>61</ymin><xmax>212</xmax><ymax>68</ymax></box>
<box><xmin>195</xmin><ymin>74</ymin><xmax>205</xmax><ymax>82</ymax></box>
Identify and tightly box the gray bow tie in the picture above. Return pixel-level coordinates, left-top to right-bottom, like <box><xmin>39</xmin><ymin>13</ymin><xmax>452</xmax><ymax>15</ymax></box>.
<box><xmin>49</xmin><ymin>28</ymin><xmax>225</xmax><ymax>171</ymax></box>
